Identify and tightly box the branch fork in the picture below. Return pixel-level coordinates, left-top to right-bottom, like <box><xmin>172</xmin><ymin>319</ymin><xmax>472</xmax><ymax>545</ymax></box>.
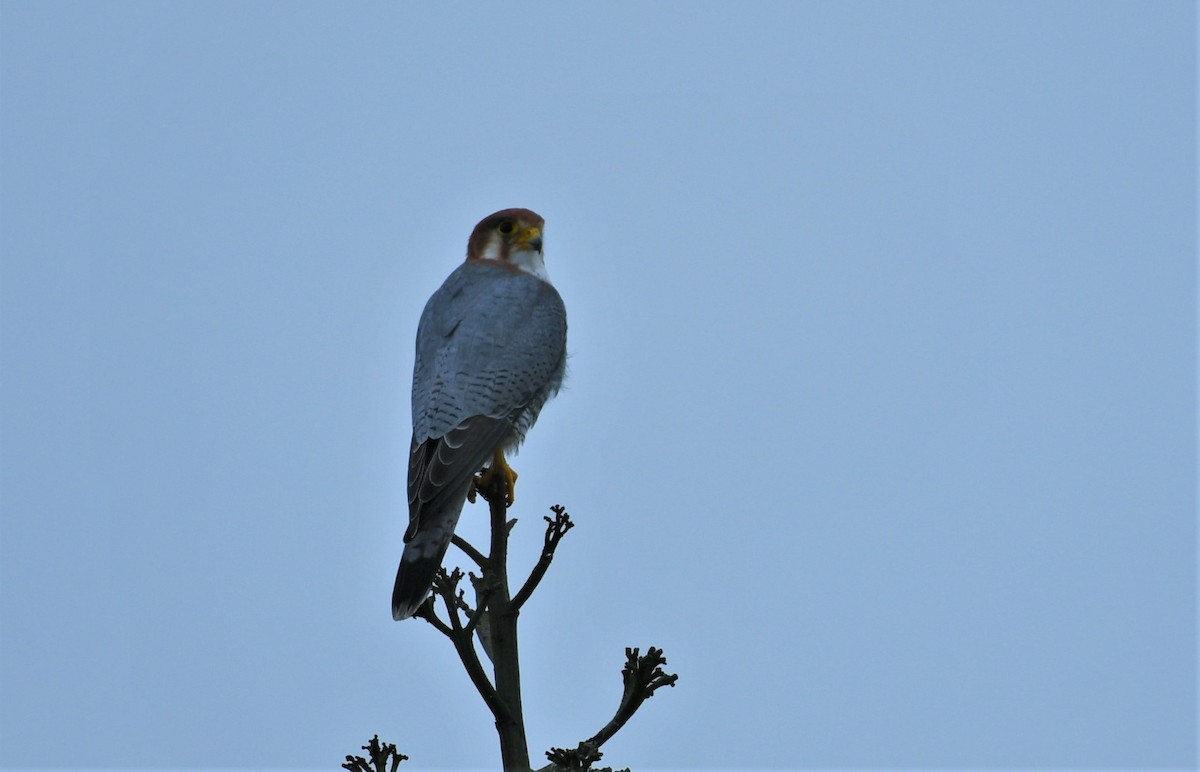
<box><xmin>354</xmin><ymin>495</ymin><xmax>678</xmax><ymax>771</ymax></box>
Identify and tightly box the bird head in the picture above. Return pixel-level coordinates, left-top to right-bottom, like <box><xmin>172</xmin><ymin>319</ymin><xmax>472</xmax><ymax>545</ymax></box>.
<box><xmin>466</xmin><ymin>208</ymin><xmax>548</xmax><ymax>280</ymax></box>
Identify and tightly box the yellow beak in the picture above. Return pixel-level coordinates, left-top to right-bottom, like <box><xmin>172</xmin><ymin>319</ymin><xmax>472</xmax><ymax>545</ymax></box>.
<box><xmin>517</xmin><ymin>225</ymin><xmax>543</xmax><ymax>252</ymax></box>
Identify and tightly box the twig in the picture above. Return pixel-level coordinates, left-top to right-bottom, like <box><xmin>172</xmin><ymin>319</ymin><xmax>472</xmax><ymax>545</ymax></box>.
<box><xmin>463</xmin><ymin>571</ymin><xmax>494</xmax><ymax>638</ymax></box>
<box><xmin>543</xmin><ymin>741</ymin><xmax>603</xmax><ymax>770</ymax></box>
<box><xmin>404</xmin><ymin>465</ymin><xmax>673</xmax><ymax>772</ymax></box>
<box><xmin>451</xmin><ymin>534</ymin><xmax>488</xmax><ymax>570</ymax></box>
<box><xmin>541</xmin><ymin>647</ymin><xmax>678</xmax><ymax>770</ymax></box>
<box><xmin>342</xmin><ymin>734</ymin><xmax>407</xmax><ymax>772</ymax></box>
<box><xmin>589</xmin><ymin>647</ymin><xmax>677</xmax><ymax>747</ymax></box>
<box><xmin>416</xmin><ymin>568</ymin><xmax>513</xmax><ymax>729</ymax></box>
<box><xmin>465</xmin><ymin>571</ymin><xmax>497</xmax><ymax>663</ymax></box>
<box><xmin>512</xmin><ymin>505</ymin><xmax>574</xmax><ymax>610</ymax></box>
<box><xmin>413</xmin><ymin>600</ymin><xmax>452</xmax><ymax>637</ymax></box>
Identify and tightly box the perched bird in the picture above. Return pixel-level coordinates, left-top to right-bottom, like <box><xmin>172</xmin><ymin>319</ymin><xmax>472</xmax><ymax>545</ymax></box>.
<box><xmin>392</xmin><ymin>208</ymin><xmax>568</xmax><ymax>620</ymax></box>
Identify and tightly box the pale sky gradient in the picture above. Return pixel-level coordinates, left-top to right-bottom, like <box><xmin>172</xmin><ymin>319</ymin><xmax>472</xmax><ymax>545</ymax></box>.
<box><xmin>1</xmin><ymin>2</ymin><xmax>1195</xmax><ymax>770</ymax></box>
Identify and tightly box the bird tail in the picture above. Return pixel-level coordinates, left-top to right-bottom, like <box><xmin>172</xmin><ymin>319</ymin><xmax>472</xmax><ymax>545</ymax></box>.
<box><xmin>392</xmin><ymin>497</ymin><xmax>467</xmax><ymax>620</ymax></box>
<box><xmin>392</xmin><ymin>554</ymin><xmax>440</xmax><ymax>621</ymax></box>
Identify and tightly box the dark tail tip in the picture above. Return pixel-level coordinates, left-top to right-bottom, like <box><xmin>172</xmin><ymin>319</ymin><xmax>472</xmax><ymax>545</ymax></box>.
<box><xmin>392</xmin><ymin>555</ymin><xmax>439</xmax><ymax>621</ymax></box>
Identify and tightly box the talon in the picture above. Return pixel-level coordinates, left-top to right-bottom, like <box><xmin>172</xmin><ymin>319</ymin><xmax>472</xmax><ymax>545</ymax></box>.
<box><xmin>476</xmin><ymin>449</ymin><xmax>518</xmax><ymax>507</ymax></box>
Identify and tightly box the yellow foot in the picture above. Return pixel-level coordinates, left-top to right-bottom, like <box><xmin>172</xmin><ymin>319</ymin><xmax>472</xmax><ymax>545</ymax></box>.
<box><xmin>474</xmin><ymin>448</ymin><xmax>518</xmax><ymax>507</ymax></box>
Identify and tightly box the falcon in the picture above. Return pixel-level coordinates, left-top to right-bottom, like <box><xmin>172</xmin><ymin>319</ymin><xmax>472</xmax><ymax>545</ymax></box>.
<box><xmin>392</xmin><ymin>208</ymin><xmax>568</xmax><ymax>620</ymax></box>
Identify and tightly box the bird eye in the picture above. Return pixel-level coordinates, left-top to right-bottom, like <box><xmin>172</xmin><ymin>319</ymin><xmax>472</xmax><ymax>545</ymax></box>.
<box><xmin>497</xmin><ymin>220</ymin><xmax>516</xmax><ymax>236</ymax></box>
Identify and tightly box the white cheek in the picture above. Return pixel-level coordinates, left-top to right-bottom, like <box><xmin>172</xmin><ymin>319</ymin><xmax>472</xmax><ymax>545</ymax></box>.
<box><xmin>510</xmin><ymin>249</ymin><xmax>550</xmax><ymax>281</ymax></box>
<box><xmin>480</xmin><ymin>239</ymin><xmax>503</xmax><ymax>262</ymax></box>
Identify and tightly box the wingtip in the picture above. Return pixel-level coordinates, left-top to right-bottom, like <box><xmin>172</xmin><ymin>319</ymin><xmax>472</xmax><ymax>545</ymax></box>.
<box><xmin>392</xmin><ymin>560</ymin><xmax>434</xmax><ymax>622</ymax></box>
<box><xmin>391</xmin><ymin>598</ymin><xmax>420</xmax><ymax>621</ymax></box>
<box><xmin>392</xmin><ymin>503</ymin><xmax>466</xmax><ymax>622</ymax></box>
<box><xmin>391</xmin><ymin>593</ymin><xmax>422</xmax><ymax>621</ymax></box>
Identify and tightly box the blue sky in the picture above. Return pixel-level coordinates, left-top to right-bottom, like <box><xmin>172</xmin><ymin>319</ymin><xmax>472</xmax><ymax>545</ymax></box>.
<box><xmin>0</xmin><ymin>2</ymin><xmax>1195</xmax><ymax>770</ymax></box>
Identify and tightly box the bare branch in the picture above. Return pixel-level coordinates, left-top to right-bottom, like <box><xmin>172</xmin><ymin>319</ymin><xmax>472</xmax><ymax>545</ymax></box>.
<box><xmin>451</xmin><ymin>533</ymin><xmax>488</xmax><ymax>570</ymax></box>
<box><xmin>390</xmin><ymin>460</ymin><xmax>680</xmax><ymax>772</ymax></box>
<box><xmin>343</xmin><ymin>735</ymin><xmax>408</xmax><ymax>772</ymax></box>
<box><xmin>465</xmin><ymin>571</ymin><xmax>496</xmax><ymax>664</ymax></box>
<box><xmin>413</xmin><ymin>600</ymin><xmax>452</xmax><ymax>637</ymax></box>
<box><xmin>436</xmin><ymin>569</ymin><xmax>472</xmax><ymax>629</ymax></box>
<box><xmin>543</xmin><ymin>741</ymin><xmax>603</xmax><ymax>770</ymax></box>
<box><xmin>539</xmin><ymin>742</ymin><xmax>628</xmax><ymax>772</ymax></box>
<box><xmin>417</xmin><ymin>569</ymin><xmax>515</xmax><ymax>729</ymax></box>
<box><xmin>410</xmin><ymin>471</ymin><xmax>533</xmax><ymax>770</ymax></box>
<box><xmin>480</xmin><ymin>490</ymin><xmax>531</xmax><ymax>771</ymax></box>
<box><xmin>512</xmin><ymin>505</ymin><xmax>574</xmax><ymax>610</ymax></box>
<box><xmin>414</xmin><ymin>568</ymin><xmax>470</xmax><ymax>638</ymax></box>
<box><xmin>588</xmin><ymin>647</ymin><xmax>677</xmax><ymax>748</ymax></box>
<box><xmin>444</xmin><ymin>624</ymin><xmax>506</xmax><ymax>725</ymax></box>
<box><xmin>542</xmin><ymin>647</ymin><xmax>678</xmax><ymax>769</ymax></box>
